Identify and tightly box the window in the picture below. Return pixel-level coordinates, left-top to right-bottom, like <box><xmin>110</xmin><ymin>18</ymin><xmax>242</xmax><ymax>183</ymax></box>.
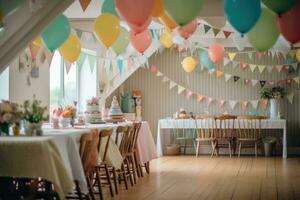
<box><xmin>0</xmin><ymin>67</ymin><xmax>9</xmax><ymax>101</ymax></box>
<box><xmin>49</xmin><ymin>51</ymin><xmax>97</xmax><ymax>113</ymax></box>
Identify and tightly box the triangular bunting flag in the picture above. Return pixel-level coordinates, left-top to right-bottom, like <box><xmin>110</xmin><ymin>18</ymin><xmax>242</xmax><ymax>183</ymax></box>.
<box><xmin>169</xmin><ymin>81</ymin><xmax>176</xmax><ymax>89</ymax></box>
<box><xmin>75</xmin><ymin>29</ymin><xmax>83</xmax><ymax>39</ymax></box>
<box><xmin>206</xmin><ymin>97</ymin><xmax>213</xmax><ymax>106</ymax></box>
<box><xmin>225</xmin><ymin>73</ymin><xmax>232</xmax><ymax>82</ymax></box>
<box><xmin>228</xmin><ymin>52</ymin><xmax>237</xmax><ymax>61</ymax></box>
<box><xmin>258</xmin><ymin>65</ymin><xmax>266</xmax><ymax>73</ymax></box>
<box><xmin>259</xmin><ymin>80</ymin><xmax>266</xmax><ymax>88</ymax></box>
<box><xmin>250</xmin><ymin>100</ymin><xmax>259</xmax><ymax>110</ymax></box>
<box><xmin>240</xmin><ymin>63</ymin><xmax>248</xmax><ymax>70</ymax></box>
<box><xmin>293</xmin><ymin>76</ymin><xmax>300</xmax><ymax>85</ymax></box>
<box><xmin>248</xmin><ymin>52</ymin><xmax>253</xmax><ymax>60</ymax></box>
<box><xmin>216</xmin><ymin>70</ymin><xmax>224</xmax><ymax>78</ymax></box>
<box><xmin>117</xmin><ymin>59</ymin><xmax>123</xmax><ymax>75</ymax></box>
<box><xmin>286</xmin><ymin>92</ymin><xmax>294</xmax><ymax>104</ymax></box>
<box><xmin>223</xmin><ymin>31</ymin><xmax>232</xmax><ymax>39</ymax></box>
<box><xmin>44</xmin><ymin>50</ymin><xmax>54</xmax><ymax>65</ymax></box>
<box><xmin>233</xmin><ymin>76</ymin><xmax>240</xmax><ymax>82</ymax></box>
<box><xmin>229</xmin><ymin>100</ymin><xmax>237</xmax><ymax>110</ymax></box>
<box><xmin>79</xmin><ymin>0</ymin><xmax>91</xmax><ymax>11</ymax></box>
<box><xmin>251</xmin><ymin>80</ymin><xmax>258</xmax><ymax>86</ymax></box>
<box><xmin>177</xmin><ymin>85</ymin><xmax>185</xmax><ymax>94</ymax></box>
<box><xmin>219</xmin><ymin>99</ymin><xmax>225</xmax><ymax>108</ymax></box>
<box><xmin>266</xmin><ymin>65</ymin><xmax>274</xmax><ymax>73</ymax></box>
<box><xmin>87</xmin><ymin>54</ymin><xmax>96</xmax><ymax>73</ymax></box>
<box><xmin>276</xmin><ymin>65</ymin><xmax>283</xmax><ymax>72</ymax></box>
<box><xmin>212</xmin><ymin>28</ymin><xmax>220</xmax><ymax>36</ymax></box>
<box><xmin>203</xmin><ymin>24</ymin><xmax>211</xmax><ymax>33</ymax></box>
<box><xmin>197</xmin><ymin>95</ymin><xmax>205</xmax><ymax>102</ymax></box>
<box><xmin>40</xmin><ymin>51</ymin><xmax>46</xmax><ymax>64</ymax></box>
<box><xmin>186</xmin><ymin>90</ymin><xmax>193</xmax><ymax>98</ymax></box>
<box><xmin>29</xmin><ymin>43</ymin><xmax>39</xmax><ymax>61</ymax></box>
<box><xmin>249</xmin><ymin>64</ymin><xmax>256</xmax><ymax>72</ymax></box>
<box><xmin>223</xmin><ymin>58</ymin><xmax>230</xmax><ymax>67</ymax></box>
<box><xmin>65</xmin><ymin>60</ymin><xmax>72</xmax><ymax>74</ymax></box>
<box><xmin>162</xmin><ymin>76</ymin><xmax>169</xmax><ymax>83</ymax></box>
<box><xmin>156</xmin><ymin>71</ymin><xmax>163</xmax><ymax>77</ymax></box>
<box><xmin>241</xmin><ymin>101</ymin><xmax>248</xmax><ymax>110</ymax></box>
<box><xmin>77</xmin><ymin>52</ymin><xmax>86</xmax><ymax>72</ymax></box>
<box><xmin>260</xmin><ymin>99</ymin><xmax>268</xmax><ymax>109</ymax></box>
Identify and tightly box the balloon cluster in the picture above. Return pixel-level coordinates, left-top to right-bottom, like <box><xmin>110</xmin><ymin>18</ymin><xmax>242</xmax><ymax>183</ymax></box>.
<box><xmin>224</xmin><ymin>0</ymin><xmax>300</xmax><ymax>51</ymax></box>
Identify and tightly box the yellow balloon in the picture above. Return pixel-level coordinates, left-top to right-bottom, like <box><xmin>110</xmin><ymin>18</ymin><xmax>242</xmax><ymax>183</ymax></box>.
<box><xmin>296</xmin><ymin>49</ymin><xmax>300</xmax><ymax>63</ymax></box>
<box><xmin>94</xmin><ymin>13</ymin><xmax>120</xmax><ymax>48</ymax></box>
<box><xmin>59</xmin><ymin>33</ymin><xmax>81</xmax><ymax>63</ymax></box>
<box><xmin>160</xmin><ymin>32</ymin><xmax>173</xmax><ymax>48</ymax></box>
<box><xmin>32</xmin><ymin>37</ymin><xmax>43</xmax><ymax>47</ymax></box>
<box><xmin>182</xmin><ymin>57</ymin><xmax>197</xmax><ymax>73</ymax></box>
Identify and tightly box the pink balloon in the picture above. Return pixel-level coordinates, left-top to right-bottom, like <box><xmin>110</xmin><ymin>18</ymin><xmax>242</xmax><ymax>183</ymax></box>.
<box><xmin>116</xmin><ymin>0</ymin><xmax>154</xmax><ymax>28</ymax></box>
<box><xmin>130</xmin><ymin>29</ymin><xmax>152</xmax><ymax>54</ymax></box>
<box><xmin>127</xmin><ymin>17</ymin><xmax>152</xmax><ymax>34</ymax></box>
<box><xmin>276</xmin><ymin>1</ymin><xmax>300</xmax><ymax>45</ymax></box>
<box><xmin>208</xmin><ymin>43</ymin><xmax>225</xmax><ymax>64</ymax></box>
<box><xmin>177</xmin><ymin>20</ymin><xmax>197</xmax><ymax>40</ymax></box>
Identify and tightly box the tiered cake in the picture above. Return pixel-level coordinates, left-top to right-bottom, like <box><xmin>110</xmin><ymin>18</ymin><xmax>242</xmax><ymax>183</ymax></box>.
<box><xmin>109</xmin><ymin>96</ymin><xmax>124</xmax><ymax>120</ymax></box>
<box><xmin>85</xmin><ymin>97</ymin><xmax>103</xmax><ymax>124</ymax></box>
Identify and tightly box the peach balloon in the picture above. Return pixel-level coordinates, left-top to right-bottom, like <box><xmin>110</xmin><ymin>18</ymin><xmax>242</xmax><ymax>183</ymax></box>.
<box><xmin>208</xmin><ymin>43</ymin><xmax>225</xmax><ymax>64</ymax></box>
<box><xmin>130</xmin><ymin>29</ymin><xmax>152</xmax><ymax>54</ymax></box>
<box><xmin>127</xmin><ymin>17</ymin><xmax>152</xmax><ymax>34</ymax></box>
<box><xmin>177</xmin><ymin>19</ymin><xmax>197</xmax><ymax>40</ymax></box>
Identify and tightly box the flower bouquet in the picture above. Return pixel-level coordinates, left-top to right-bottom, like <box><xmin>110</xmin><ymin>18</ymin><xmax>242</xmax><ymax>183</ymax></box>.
<box><xmin>0</xmin><ymin>100</ymin><xmax>23</xmax><ymax>136</ymax></box>
<box><xmin>22</xmin><ymin>99</ymin><xmax>48</xmax><ymax>136</ymax></box>
<box><xmin>60</xmin><ymin>103</ymin><xmax>77</xmax><ymax>128</ymax></box>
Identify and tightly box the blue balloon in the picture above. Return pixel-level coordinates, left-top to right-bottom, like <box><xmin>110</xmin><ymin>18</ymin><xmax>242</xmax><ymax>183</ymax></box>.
<box><xmin>199</xmin><ymin>51</ymin><xmax>215</xmax><ymax>70</ymax></box>
<box><xmin>224</xmin><ymin>0</ymin><xmax>261</xmax><ymax>34</ymax></box>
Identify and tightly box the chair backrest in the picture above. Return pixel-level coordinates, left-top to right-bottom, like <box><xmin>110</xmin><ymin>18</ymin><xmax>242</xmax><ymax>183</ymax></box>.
<box><xmin>237</xmin><ymin>115</ymin><xmax>263</xmax><ymax>140</ymax></box>
<box><xmin>132</xmin><ymin>122</ymin><xmax>142</xmax><ymax>151</ymax></box>
<box><xmin>79</xmin><ymin>130</ymin><xmax>100</xmax><ymax>174</ymax></box>
<box><xmin>117</xmin><ymin>126</ymin><xmax>131</xmax><ymax>157</ymax></box>
<box><xmin>98</xmin><ymin>129</ymin><xmax>112</xmax><ymax>163</ymax></box>
<box><xmin>116</xmin><ymin>126</ymin><xmax>128</xmax><ymax>145</ymax></box>
<box><xmin>194</xmin><ymin>116</ymin><xmax>215</xmax><ymax>139</ymax></box>
<box><xmin>214</xmin><ymin>115</ymin><xmax>237</xmax><ymax>138</ymax></box>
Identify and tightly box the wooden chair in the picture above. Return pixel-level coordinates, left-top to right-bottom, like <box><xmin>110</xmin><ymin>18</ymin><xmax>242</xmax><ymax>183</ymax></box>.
<box><xmin>194</xmin><ymin>116</ymin><xmax>216</xmax><ymax>157</ymax></box>
<box><xmin>236</xmin><ymin>115</ymin><xmax>264</xmax><ymax>157</ymax></box>
<box><xmin>214</xmin><ymin>115</ymin><xmax>237</xmax><ymax>157</ymax></box>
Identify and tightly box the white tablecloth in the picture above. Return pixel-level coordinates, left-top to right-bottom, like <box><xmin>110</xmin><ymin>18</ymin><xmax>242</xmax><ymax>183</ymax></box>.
<box><xmin>157</xmin><ymin>118</ymin><xmax>287</xmax><ymax>158</ymax></box>
<box><xmin>0</xmin><ymin>137</ymin><xmax>74</xmax><ymax>199</ymax></box>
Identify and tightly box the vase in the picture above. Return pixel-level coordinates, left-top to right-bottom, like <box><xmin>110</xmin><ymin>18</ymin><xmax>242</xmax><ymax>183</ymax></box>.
<box><xmin>13</xmin><ymin>124</ymin><xmax>20</xmax><ymax>136</ymax></box>
<box><xmin>25</xmin><ymin>122</ymin><xmax>43</xmax><ymax>136</ymax></box>
<box><xmin>269</xmin><ymin>99</ymin><xmax>280</xmax><ymax>119</ymax></box>
<box><xmin>0</xmin><ymin>123</ymin><xmax>9</xmax><ymax>136</ymax></box>
<box><xmin>60</xmin><ymin>118</ymin><xmax>71</xmax><ymax>128</ymax></box>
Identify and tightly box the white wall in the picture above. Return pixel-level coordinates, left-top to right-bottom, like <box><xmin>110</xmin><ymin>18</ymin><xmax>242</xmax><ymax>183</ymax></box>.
<box><xmin>0</xmin><ymin>67</ymin><xmax>9</xmax><ymax>100</ymax></box>
<box><xmin>9</xmin><ymin>57</ymin><xmax>50</xmax><ymax>107</ymax></box>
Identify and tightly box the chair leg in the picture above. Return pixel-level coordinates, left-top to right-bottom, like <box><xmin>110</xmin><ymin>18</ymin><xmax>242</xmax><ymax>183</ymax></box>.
<box><xmin>228</xmin><ymin>142</ymin><xmax>232</xmax><ymax>158</ymax></box>
<box><xmin>125</xmin><ymin>158</ymin><xmax>134</xmax><ymax>186</ymax></box>
<box><xmin>145</xmin><ymin>162</ymin><xmax>150</xmax><ymax>174</ymax></box>
<box><xmin>238</xmin><ymin>142</ymin><xmax>242</xmax><ymax>158</ymax></box>
<box><xmin>121</xmin><ymin>163</ymin><xmax>128</xmax><ymax>190</ymax></box>
<box><xmin>75</xmin><ymin>180</ymin><xmax>83</xmax><ymax>200</ymax></box>
<box><xmin>134</xmin><ymin>151</ymin><xmax>142</xmax><ymax>178</ymax></box>
<box><xmin>94</xmin><ymin>170</ymin><xmax>103</xmax><ymax>200</ymax></box>
<box><xmin>130</xmin><ymin>155</ymin><xmax>137</xmax><ymax>184</ymax></box>
<box><xmin>112</xmin><ymin>167</ymin><xmax>118</xmax><ymax>195</ymax></box>
<box><xmin>104</xmin><ymin>164</ymin><xmax>114</xmax><ymax>197</ymax></box>
<box><xmin>255</xmin><ymin>142</ymin><xmax>258</xmax><ymax>157</ymax></box>
<box><xmin>139</xmin><ymin>164</ymin><xmax>144</xmax><ymax>177</ymax></box>
<box><xmin>86</xmin><ymin>175</ymin><xmax>96</xmax><ymax>200</ymax></box>
<box><xmin>210</xmin><ymin>141</ymin><xmax>215</xmax><ymax>157</ymax></box>
<box><xmin>196</xmin><ymin>141</ymin><xmax>200</xmax><ymax>157</ymax></box>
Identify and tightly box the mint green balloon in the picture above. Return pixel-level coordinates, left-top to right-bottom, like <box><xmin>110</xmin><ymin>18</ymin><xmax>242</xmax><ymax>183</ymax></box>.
<box><xmin>246</xmin><ymin>7</ymin><xmax>279</xmax><ymax>51</ymax></box>
<box><xmin>101</xmin><ymin>0</ymin><xmax>119</xmax><ymax>17</ymax></box>
<box><xmin>41</xmin><ymin>15</ymin><xmax>70</xmax><ymax>52</ymax></box>
<box><xmin>163</xmin><ymin>0</ymin><xmax>203</xmax><ymax>26</ymax></box>
<box><xmin>112</xmin><ymin>27</ymin><xmax>129</xmax><ymax>55</ymax></box>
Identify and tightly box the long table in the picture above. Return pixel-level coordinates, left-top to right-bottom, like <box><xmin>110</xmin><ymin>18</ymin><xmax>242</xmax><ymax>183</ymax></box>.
<box><xmin>157</xmin><ymin>118</ymin><xmax>287</xmax><ymax>158</ymax></box>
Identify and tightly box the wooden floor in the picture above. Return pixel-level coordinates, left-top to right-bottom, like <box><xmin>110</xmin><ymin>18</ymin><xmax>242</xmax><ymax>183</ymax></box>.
<box><xmin>102</xmin><ymin>156</ymin><xmax>300</xmax><ymax>200</ymax></box>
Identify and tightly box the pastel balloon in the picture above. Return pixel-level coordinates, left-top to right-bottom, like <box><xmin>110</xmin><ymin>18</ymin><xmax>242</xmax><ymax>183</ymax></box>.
<box><xmin>59</xmin><ymin>33</ymin><xmax>81</xmax><ymax>63</ymax></box>
<box><xmin>182</xmin><ymin>57</ymin><xmax>197</xmax><ymax>73</ymax></box>
<box><xmin>247</xmin><ymin>7</ymin><xmax>279</xmax><ymax>51</ymax></box>
<box><xmin>130</xmin><ymin>29</ymin><xmax>152</xmax><ymax>54</ymax></box>
<box><xmin>208</xmin><ymin>43</ymin><xmax>225</xmax><ymax>64</ymax></box>
<box><xmin>163</xmin><ymin>0</ymin><xmax>203</xmax><ymax>26</ymax></box>
<box><xmin>32</xmin><ymin>37</ymin><xmax>43</xmax><ymax>48</ymax></box>
<box><xmin>41</xmin><ymin>15</ymin><xmax>71</xmax><ymax>52</ymax></box>
<box><xmin>159</xmin><ymin>13</ymin><xmax>177</xmax><ymax>30</ymax></box>
<box><xmin>224</xmin><ymin>0</ymin><xmax>261</xmax><ymax>34</ymax></box>
<box><xmin>262</xmin><ymin>0</ymin><xmax>297</xmax><ymax>15</ymax></box>
<box><xmin>101</xmin><ymin>0</ymin><xmax>119</xmax><ymax>17</ymax></box>
<box><xmin>200</xmin><ymin>51</ymin><xmax>215</xmax><ymax>70</ymax></box>
<box><xmin>94</xmin><ymin>13</ymin><xmax>120</xmax><ymax>48</ymax></box>
<box><xmin>116</xmin><ymin>0</ymin><xmax>154</xmax><ymax>28</ymax></box>
<box><xmin>112</xmin><ymin>27</ymin><xmax>130</xmax><ymax>55</ymax></box>
<box><xmin>152</xmin><ymin>0</ymin><xmax>164</xmax><ymax>17</ymax></box>
<box><xmin>276</xmin><ymin>1</ymin><xmax>300</xmax><ymax>44</ymax></box>
<box><xmin>296</xmin><ymin>49</ymin><xmax>300</xmax><ymax>63</ymax></box>
<box><xmin>127</xmin><ymin>17</ymin><xmax>152</xmax><ymax>33</ymax></box>
<box><xmin>160</xmin><ymin>32</ymin><xmax>173</xmax><ymax>48</ymax></box>
<box><xmin>177</xmin><ymin>19</ymin><xmax>197</xmax><ymax>40</ymax></box>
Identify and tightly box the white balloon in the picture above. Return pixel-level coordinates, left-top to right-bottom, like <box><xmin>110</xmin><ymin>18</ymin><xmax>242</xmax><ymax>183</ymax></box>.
<box><xmin>233</xmin><ymin>32</ymin><xmax>247</xmax><ymax>51</ymax></box>
<box><xmin>272</xmin><ymin>35</ymin><xmax>291</xmax><ymax>55</ymax></box>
